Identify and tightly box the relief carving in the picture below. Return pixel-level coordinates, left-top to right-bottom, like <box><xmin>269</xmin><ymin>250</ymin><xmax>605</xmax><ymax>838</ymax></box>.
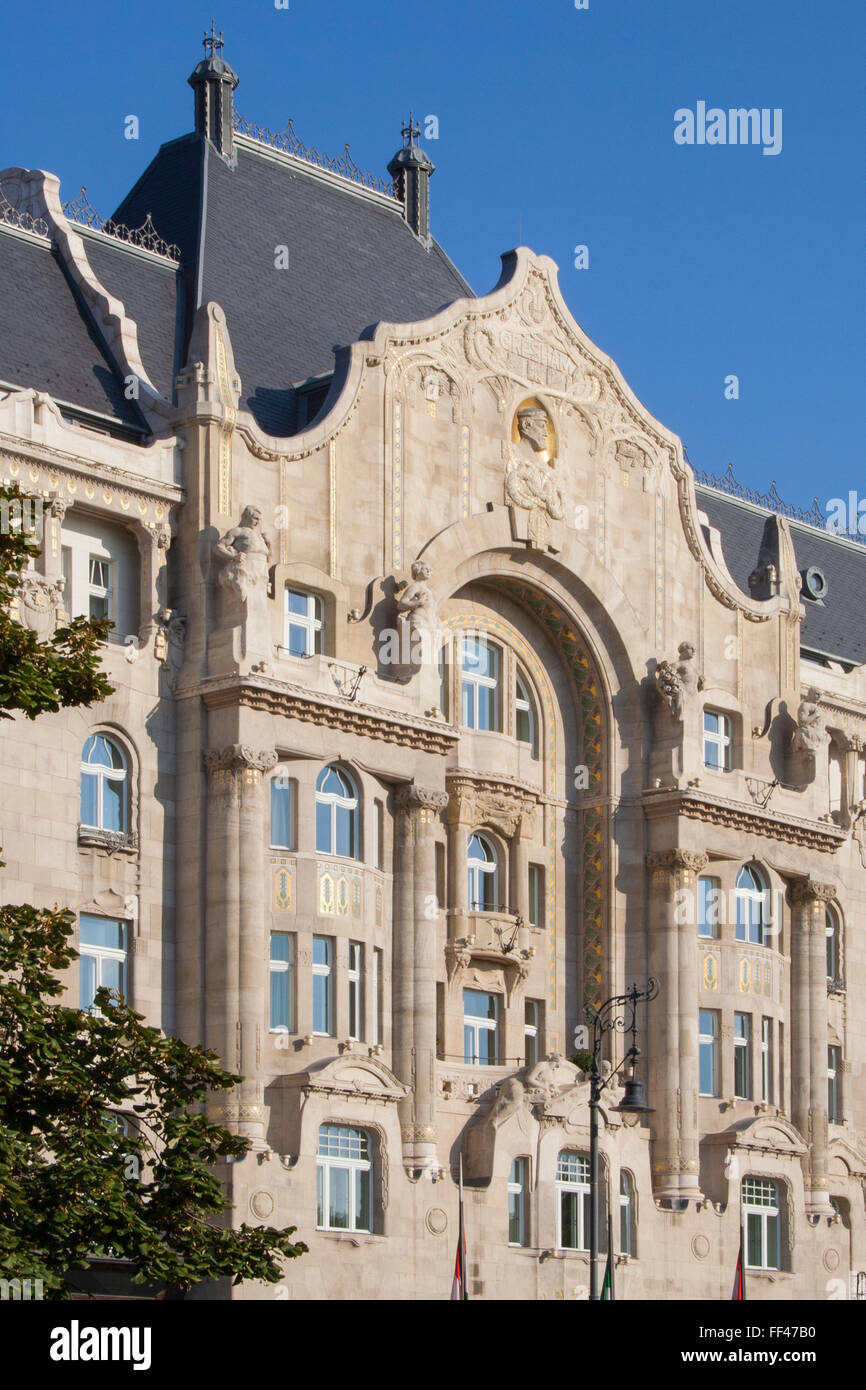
<box><xmin>15</xmin><ymin>572</ymin><xmax>66</xmax><ymax>640</ymax></box>
<box><xmin>504</xmin><ymin>406</ymin><xmax>564</xmax><ymax>553</ymax></box>
<box><xmin>654</xmin><ymin>641</ymin><xmax>703</xmax><ymax>721</ymax></box>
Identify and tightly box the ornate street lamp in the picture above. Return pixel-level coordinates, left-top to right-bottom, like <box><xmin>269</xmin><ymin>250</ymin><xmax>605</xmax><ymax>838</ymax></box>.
<box><xmin>583</xmin><ymin>980</ymin><xmax>659</xmax><ymax>1300</ymax></box>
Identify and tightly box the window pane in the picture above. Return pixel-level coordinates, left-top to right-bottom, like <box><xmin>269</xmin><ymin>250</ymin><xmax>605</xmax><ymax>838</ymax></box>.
<box><xmin>461</xmin><ymin>681</ymin><xmax>475</xmax><ymax>728</ymax></box>
<box><xmin>101</xmin><ymin>956</ymin><xmax>125</xmax><ymax>998</ymax></box>
<box><xmin>313</xmin><ymin>937</ymin><xmax>331</xmax><ymax>967</ymax></box>
<box><xmin>271</xmin><ymin>782</ymin><xmax>293</xmax><ymax>847</ymax></box>
<box><xmin>80</xmin><ymin>772</ymin><xmax>98</xmax><ymax>826</ymax></box>
<box><xmin>355</xmin><ymin>1167</ymin><xmax>371</xmax><ymax>1233</ymax></box>
<box><xmin>270</xmin><ymin>969</ymin><xmax>289</xmax><ymax>1030</ymax></box>
<box><xmin>79</xmin><ymin>952</ymin><xmax>97</xmax><ymax>1010</ymax></box>
<box><xmin>287</xmin><ymin>590</ymin><xmax>309</xmax><ymax>616</ymax></box>
<box><xmin>478</xmin><ymin>1026</ymin><xmax>497</xmax><ymax>1066</ymax></box>
<box><xmin>746</xmin><ymin>1212</ymin><xmax>762</xmax><ymax>1267</ymax></box>
<box><xmin>316</xmin><ymin>801</ymin><xmax>332</xmax><ymax>853</ymax></box>
<box><xmin>464</xmin><ymin>1023</ymin><xmax>475</xmax><ymax>1064</ymax></box>
<box><xmin>561</xmin><ymin>1192</ymin><xmax>579</xmax><ymax>1250</ymax></box>
<box><xmin>102</xmin><ymin>775</ymin><xmax>124</xmax><ymax>832</ymax></box>
<box><xmin>336</xmin><ymin>804</ymin><xmax>354</xmax><ymax>858</ymax></box>
<box><xmin>516</xmin><ymin>705</ymin><xmax>531</xmax><ymax>744</ymax></box>
<box><xmin>313</xmin><ymin>974</ymin><xmax>330</xmax><ymax>1034</ymax></box>
<box><xmin>316</xmin><ymin>1163</ymin><xmax>324</xmax><ymax>1227</ymax></box>
<box><xmin>766</xmin><ymin>1212</ymin><xmax>780</xmax><ymax>1270</ymax></box>
<box><xmin>80</xmin><ymin>917</ymin><xmax>125</xmax><ymax>949</ymax></box>
<box><xmin>478</xmin><ymin>683</ymin><xmax>495</xmax><ymax>731</ymax></box>
<box><xmin>329</xmin><ymin>1166</ymin><xmax>350</xmax><ymax>1229</ymax></box>
<box><xmin>270</xmin><ymin>933</ymin><xmax>291</xmax><ymax>964</ymax></box>
<box><xmin>464</xmin><ymin>990</ymin><xmax>496</xmax><ymax>1019</ymax></box>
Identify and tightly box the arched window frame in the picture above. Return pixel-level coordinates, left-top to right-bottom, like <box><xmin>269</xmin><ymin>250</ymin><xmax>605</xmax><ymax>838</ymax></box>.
<box><xmin>515</xmin><ymin>668</ymin><xmax>538</xmax><ymax>757</ymax></box>
<box><xmin>735</xmin><ymin>864</ymin><xmax>768</xmax><ymax>946</ymax></box>
<box><xmin>826</xmin><ymin>904</ymin><xmax>843</xmax><ymax>988</ymax></box>
<box><xmin>80</xmin><ymin>733</ymin><xmax>129</xmax><ymax>834</ymax></box>
<box><xmin>315</xmin><ymin>765</ymin><xmax>360</xmax><ymax>859</ymax></box>
<box><xmin>467</xmin><ymin>831</ymin><xmax>499</xmax><ymax>911</ymax></box>
<box><xmin>619</xmin><ymin>1170</ymin><xmax>636</xmax><ymax>1257</ymax></box>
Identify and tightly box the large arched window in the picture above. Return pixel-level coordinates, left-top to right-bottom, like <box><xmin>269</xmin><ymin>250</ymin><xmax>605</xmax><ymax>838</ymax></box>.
<box><xmin>467</xmin><ymin>832</ymin><xmax>498</xmax><ymax>911</ymax></box>
<box><xmin>80</xmin><ymin>734</ymin><xmax>128</xmax><ymax>832</ymax></box>
<box><xmin>315</xmin><ymin>765</ymin><xmax>359</xmax><ymax>858</ymax></box>
<box><xmin>515</xmin><ymin>670</ymin><xmax>538</xmax><ymax>756</ymax></box>
<box><xmin>735</xmin><ymin>865</ymin><xmax>768</xmax><ymax>946</ymax></box>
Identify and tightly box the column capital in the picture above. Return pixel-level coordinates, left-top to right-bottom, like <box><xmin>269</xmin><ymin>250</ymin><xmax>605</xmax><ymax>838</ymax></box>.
<box><xmin>791</xmin><ymin>878</ymin><xmax>836</xmax><ymax>906</ymax></box>
<box><xmin>646</xmin><ymin>849</ymin><xmax>708</xmax><ymax>878</ymax></box>
<box><xmin>204</xmin><ymin>744</ymin><xmax>278</xmax><ymax>776</ymax></box>
<box><xmin>396</xmin><ymin>783</ymin><xmax>448</xmax><ymax>815</ymax></box>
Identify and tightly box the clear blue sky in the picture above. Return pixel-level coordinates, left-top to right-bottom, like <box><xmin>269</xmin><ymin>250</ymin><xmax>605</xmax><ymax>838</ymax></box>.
<box><xmin>2</xmin><ymin>0</ymin><xmax>863</xmax><ymax>512</ymax></box>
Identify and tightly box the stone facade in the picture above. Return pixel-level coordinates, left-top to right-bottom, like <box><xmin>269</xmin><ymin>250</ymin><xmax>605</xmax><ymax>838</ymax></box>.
<box><xmin>1</xmin><ymin>54</ymin><xmax>865</xmax><ymax>1301</ymax></box>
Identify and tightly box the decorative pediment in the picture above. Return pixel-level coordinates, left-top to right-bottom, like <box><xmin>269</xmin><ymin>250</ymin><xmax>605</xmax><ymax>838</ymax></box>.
<box><xmin>705</xmin><ymin>1114</ymin><xmax>808</xmax><ymax>1158</ymax></box>
<box><xmin>829</xmin><ymin>1135</ymin><xmax>866</xmax><ymax>1180</ymax></box>
<box><xmin>296</xmin><ymin>1054</ymin><xmax>407</xmax><ymax>1104</ymax></box>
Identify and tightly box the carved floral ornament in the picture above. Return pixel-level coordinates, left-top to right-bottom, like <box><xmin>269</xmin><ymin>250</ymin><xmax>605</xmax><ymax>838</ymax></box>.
<box><xmin>204</xmin><ymin>744</ymin><xmax>278</xmax><ymax>778</ymax></box>
<box><xmin>446</xmin><ymin>777</ymin><xmax>538</xmax><ymax>839</ymax></box>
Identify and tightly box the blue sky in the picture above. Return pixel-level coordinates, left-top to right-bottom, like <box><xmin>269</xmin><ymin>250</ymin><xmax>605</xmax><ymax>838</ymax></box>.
<box><xmin>2</xmin><ymin>0</ymin><xmax>863</xmax><ymax>513</ymax></box>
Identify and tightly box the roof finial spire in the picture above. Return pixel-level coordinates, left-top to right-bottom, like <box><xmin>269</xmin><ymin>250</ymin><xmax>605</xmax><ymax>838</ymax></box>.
<box><xmin>401</xmin><ymin>111</ymin><xmax>421</xmax><ymax>149</ymax></box>
<box><xmin>203</xmin><ymin>19</ymin><xmax>224</xmax><ymax>59</ymax></box>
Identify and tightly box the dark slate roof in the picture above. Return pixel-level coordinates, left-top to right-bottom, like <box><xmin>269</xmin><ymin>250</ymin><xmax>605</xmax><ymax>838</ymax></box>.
<box><xmin>81</xmin><ymin>234</ymin><xmax>181</xmax><ymax>401</ymax></box>
<box><xmin>0</xmin><ymin>227</ymin><xmax>147</xmax><ymax>430</ymax></box>
<box><xmin>113</xmin><ymin>134</ymin><xmax>473</xmax><ymax>434</ymax></box>
<box><xmin>697</xmin><ymin>486</ymin><xmax>866</xmax><ymax>666</ymax></box>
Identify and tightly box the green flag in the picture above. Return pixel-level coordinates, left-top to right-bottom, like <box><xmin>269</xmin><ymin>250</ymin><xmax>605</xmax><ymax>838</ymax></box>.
<box><xmin>601</xmin><ymin>1213</ymin><xmax>615</xmax><ymax>1300</ymax></box>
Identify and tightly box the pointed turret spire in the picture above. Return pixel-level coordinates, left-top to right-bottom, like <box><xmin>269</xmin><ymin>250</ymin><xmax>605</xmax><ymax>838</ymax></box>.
<box><xmin>388</xmin><ymin>112</ymin><xmax>435</xmax><ymax>242</ymax></box>
<box><xmin>188</xmin><ymin>21</ymin><xmax>239</xmax><ymax>163</ymax></box>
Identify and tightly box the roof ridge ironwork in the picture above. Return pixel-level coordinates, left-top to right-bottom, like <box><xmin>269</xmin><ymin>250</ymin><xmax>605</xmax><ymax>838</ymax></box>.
<box><xmin>693</xmin><ymin>460</ymin><xmax>865</xmax><ymax>545</ymax></box>
<box><xmin>233</xmin><ymin>111</ymin><xmax>396</xmax><ymax>198</ymax></box>
<box><xmin>61</xmin><ymin>187</ymin><xmax>181</xmax><ymax>262</ymax></box>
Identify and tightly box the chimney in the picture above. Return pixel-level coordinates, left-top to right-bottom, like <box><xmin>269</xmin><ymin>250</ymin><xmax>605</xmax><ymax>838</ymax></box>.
<box><xmin>188</xmin><ymin>23</ymin><xmax>239</xmax><ymax>164</ymax></box>
<box><xmin>388</xmin><ymin>114</ymin><xmax>434</xmax><ymax>242</ymax></box>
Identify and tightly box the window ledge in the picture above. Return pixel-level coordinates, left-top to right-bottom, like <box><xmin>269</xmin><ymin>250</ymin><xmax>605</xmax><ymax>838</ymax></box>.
<box><xmin>77</xmin><ymin>827</ymin><xmax>138</xmax><ymax>855</ymax></box>
<box><xmin>315</xmin><ymin>1230</ymin><xmax>386</xmax><ymax>1246</ymax></box>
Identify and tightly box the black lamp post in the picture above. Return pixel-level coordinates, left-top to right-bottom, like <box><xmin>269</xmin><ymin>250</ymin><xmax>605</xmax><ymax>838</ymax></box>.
<box><xmin>584</xmin><ymin>979</ymin><xmax>659</xmax><ymax>1300</ymax></box>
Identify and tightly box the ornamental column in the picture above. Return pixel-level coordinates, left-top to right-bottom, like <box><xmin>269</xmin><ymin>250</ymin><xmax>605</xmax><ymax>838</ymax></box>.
<box><xmin>646</xmin><ymin>850</ymin><xmax>707</xmax><ymax>1200</ymax></box>
<box><xmin>396</xmin><ymin>783</ymin><xmax>448</xmax><ymax>1173</ymax></box>
<box><xmin>790</xmin><ymin>878</ymin><xmax>835</xmax><ymax>1213</ymax></box>
<box><xmin>203</xmin><ymin>744</ymin><xmax>276</xmax><ymax>1143</ymax></box>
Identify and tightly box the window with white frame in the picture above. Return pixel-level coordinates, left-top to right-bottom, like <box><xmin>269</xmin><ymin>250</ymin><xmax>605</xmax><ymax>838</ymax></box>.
<box><xmin>524</xmin><ymin>999</ymin><xmax>541</xmax><ymax>1067</ymax></box>
<box><xmin>284</xmin><ymin>588</ymin><xmax>323</xmax><ymax>657</ymax></box>
<box><xmin>508</xmin><ymin>1158</ymin><xmax>529</xmax><ymax>1246</ymax></box>
<box><xmin>312</xmin><ymin>936</ymin><xmax>334</xmax><ymax>1036</ymax></box>
<box><xmin>761</xmin><ymin>1017</ymin><xmax>773</xmax><ymax>1105</ymax></box>
<box><xmin>372</xmin><ymin>948</ymin><xmax>383</xmax><ymax>1046</ymax></box>
<box><xmin>80</xmin><ymin>734</ymin><xmax>128</xmax><ymax>833</ymax></box>
<box><xmin>699</xmin><ymin>1009</ymin><xmax>719</xmax><ymax>1096</ymax></box>
<box><xmin>734</xmin><ymin>1012</ymin><xmax>752</xmax><ymax>1099</ymax></box>
<box><xmin>88</xmin><ymin>555</ymin><xmax>112</xmax><ymax>621</ymax></box>
<box><xmin>735</xmin><ymin>865</ymin><xmax>768</xmax><ymax>945</ymax></box>
<box><xmin>348</xmin><ymin>941</ymin><xmax>363</xmax><ymax>1041</ymax></box>
<box><xmin>515</xmin><ymin>671</ymin><xmax>537</xmax><ymax>755</ymax></box>
<box><xmin>467</xmin><ymin>832</ymin><xmax>498</xmax><ymax>911</ymax></box>
<box><xmin>270</xmin><ymin>775</ymin><xmax>295</xmax><ymax>849</ymax></box>
<box><xmin>828</xmin><ymin>1045</ymin><xmax>842</xmax><ymax>1123</ymax></box>
<box><xmin>461</xmin><ymin>635</ymin><xmax>501</xmax><ymax>731</ymax></box>
<box><xmin>316</xmin><ymin>1124</ymin><xmax>372</xmax><ymax>1233</ymax></box>
<box><xmin>528</xmin><ymin>863</ymin><xmax>544</xmax><ymax>929</ymax></box>
<box><xmin>742</xmin><ymin>1177</ymin><xmax>781</xmax><ymax>1270</ymax></box>
<box><xmin>556</xmin><ymin>1151</ymin><xmax>590</xmax><ymax>1251</ymax></box>
<box><xmin>79</xmin><ymin>916</ymin><xmax>127</xmax><ymax>1012</ymax></box>
<box><xmin>372</xmin><ymin>798</ymin><xmax>384</xmax><ymax>869</ymax></box>
<box><xmin>269</xmin><ymin>933</ymin><xmax>294</xmax><ymax>1032</ymax></box>
<box><xmin>463</xmin><ymin>989</ymin><xmax>499</xmax><ymax>1065</ymax></box>
<box><xmin>315</xmin><ymin>765</ymin><xmax>359</xmax><ymax>858</ymax></box>
<box><xmin>826</xmin><ymin>906</ymin><xmax>841</xmax><ymax>985</ymax></box>
<box><xmin>703</xmin><ymin>710</ymin><xmax>732</xmax><ymax>771</ymax></box>
<box><xmin>619</xmin><ymin>1171</ymin><xmax>635</xmax><ymax>1256</ymax></box>
<box><xmin>698</xmin><ymin>875</ymin><xmax>721</xmax><ymax>939</ymax></box>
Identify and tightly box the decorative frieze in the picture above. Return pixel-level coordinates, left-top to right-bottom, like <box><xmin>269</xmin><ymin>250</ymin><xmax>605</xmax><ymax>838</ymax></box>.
<box><xmin>643</xmin><ymin>787</ymin><xmax>846</xmax><ymax>852</ymax></box>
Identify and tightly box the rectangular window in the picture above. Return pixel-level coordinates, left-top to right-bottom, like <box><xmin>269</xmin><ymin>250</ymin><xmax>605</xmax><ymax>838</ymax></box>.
<box><xmin>88</xmin><ymin>555</ymin><xmax>113</xmax><ymax>621</ymax></box>
<box><xmin>461</xmin><ymin>636</ymin><xmax>500</xmax><ymax>731</ymax></box>
<box><xmin>703</xmin><ymin>710</ymin><xmax>732</xmax><ymax>772</ymax></box>
<box><xmin>269</xmin><ymin>933</ymin><xmax>294</xmax><ymax>1032</ymax></box>
<box><xmin>699</xmin><ymin>1009</ymin><xmax>719</xmax><ymax>1096</ymax></box>
<box><xmin>79</xmin><ymin>915</ymin><xmax>127</xmax><ymax>1012</ymax></box>
<box><xmin>348</xmin><ymin>941</ymin><xmax>363</xmax><ymax>1041</ymax></box>
<box><xmin>761</xmin><ymin>1017</ymin><xmax>773</xmax><ymax>1104</ymax></box>
<box><xmin>826</xmin><ymin>917</ymin><xmax>839</xmax><ymax>983</ymax></box>
<box><xmin>463</xmin><ymin>989</ymin><xmax>499</xmax><ymax>1065</ymax></box>
<box><xmin>528</xmin><ymin>864</ymin><xmax>544</xmax><ymax>930</ymax></box>
<box><xmin>743</xmin><ymin>1177</ymin><xmax>780</xmax><ymax>1270</ymax></box>
<box><xmin>828</xmin><ymin>1045</ymin><xmax>842</xmax><ymax>1124</ymax></box>
<box><xmin>270</xmin><ymin>777</ymin><xmax>295</xmax><ymax>849</ymax></box>
<box><xmin>316</xmin><ymin>1125</ymin><xmax>372</xmax><ymax>1234</ymax></box>
<box><xmin>557</xmin><ymin>1152</ymin><xmax>590</xmax><ymax>1251</ymax></box>
<box><xmin>619</xmin><ymin>1172</ymin><xmax>634</xmax><ymax>1256</ymax></box>
<box><xmin>734</xmin><ymin>1012</ymin><xmax>752</xmax><ymax>1099</ymax></box>
<box><xmin>373</xmin><ymin>948</ymin><xmax>383</xmax><ymax>1046</ymax></box>
<box><xmin>285</xmin><ymin>588</ymin><xmax>323</xmax><ymax>657</ymax></box>
<box><xmin>312</xmin><ymin>936</ymin><xmax>333</xmax><ymax>1036</ymax></box>
<box><xmin>373</xmin><ymin>799</ymin><xmax>384</xmax><ymax>869</ymax></box>
<box><xmin>698</xmin><ymin>876</ymin><xmax>721</xmax><ymax>938</ymax></box>
<box><xmin>524</xmin><ymin>1000</ymin><xmax>541</xmax><ymax>1067</ymax></box>
<box><xmin>508</xmin><ymin>1158</ymin><xmax>528</xmax><ymax>1247</ymax></box>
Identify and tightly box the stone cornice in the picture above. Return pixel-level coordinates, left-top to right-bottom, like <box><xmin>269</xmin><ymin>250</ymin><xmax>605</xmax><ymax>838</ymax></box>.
<box><xmin>642</xmin><ymin>786</ymin><xmax>846</xmax><ymax>853</ymax></box>
<box><xmin>0</xmin><ymin>436</ymin><xmax>183</xmax><ymax>509</ymax></box>
<box><xmin>197</xmin><ymin>677</ymin><xmax>459</xmax><ymax>756</ymax></box>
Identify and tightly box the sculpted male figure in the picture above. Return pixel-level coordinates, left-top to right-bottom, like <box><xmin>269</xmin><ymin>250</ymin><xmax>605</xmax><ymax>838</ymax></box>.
<box><xmin>505</xmin><ymin>406</ymin><xmax>564</xmax><ymax>552</ymax></box>
<box><xmin>793</xmin><ymin>686</ymin><xmax>826</xmax><ymax>754</ymax></box>
<box><xmin>214</xmin><ymin>505</ymin><xmax>272</xmax><ymax>601</ymax></box>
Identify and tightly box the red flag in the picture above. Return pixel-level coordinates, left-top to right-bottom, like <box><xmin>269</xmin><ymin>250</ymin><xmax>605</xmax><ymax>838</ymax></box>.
<box><xmin>732</xmin><ymin>1234</ymin><xmax>746</xmax><ymax>1300</ymax></box>
<box><xmin>451</xmin><ymin>1154</ymin><xmax>468</xmax><ymax>1300</ymax></box>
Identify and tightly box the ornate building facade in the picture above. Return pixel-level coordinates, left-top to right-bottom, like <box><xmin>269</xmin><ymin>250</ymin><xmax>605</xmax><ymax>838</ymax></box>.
<box><xmin>1</xmin><ymin>40</ymin><xmax>864</xmax><ymax>1299</ymax></box>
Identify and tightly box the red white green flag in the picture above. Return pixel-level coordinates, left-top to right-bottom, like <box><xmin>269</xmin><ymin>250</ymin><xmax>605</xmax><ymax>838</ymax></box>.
<box><xmin>732</xmin><ymin>1234</ymin><xmax>746</xmax><ymax>1300</ymax></box>
<box><xmin>451</xmin><ymin>1154</ymin><xmax>468</xmax><ymax>1300</ymax></box>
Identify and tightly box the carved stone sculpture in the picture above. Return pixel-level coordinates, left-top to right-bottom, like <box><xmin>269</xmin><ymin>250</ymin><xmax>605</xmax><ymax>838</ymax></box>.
<box><xmin>213</xmin><ymin>505</ymin><xmax>272</xmax><ymax>601</ymax></box>
<box><xmin>395</xmin><ymin>558</ymin><xmax>438</xmax><ymax>638</ymax></box>
<box><xmin>793</xmin><ymin>687</ymin><xmax>826</xmax><ymax>754</ymax></box>
<box><xmin>15</xmin><ymin>572</ymin><xmax>66</xmax><ymax>640</ymax></box>
<box><xmin>155</xmin><ymin>607</ymin><xmax>187</xmax><ymax>692</ymax></box>
<box><xmin>505</xmin><ymin>406</ymin><xmax>564</xmax><ymax>552</ymax></box>
<box><xmin>655</xmin><ymin>641</ymin><xmax>703</xmax><ymax>721</ymax></box>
